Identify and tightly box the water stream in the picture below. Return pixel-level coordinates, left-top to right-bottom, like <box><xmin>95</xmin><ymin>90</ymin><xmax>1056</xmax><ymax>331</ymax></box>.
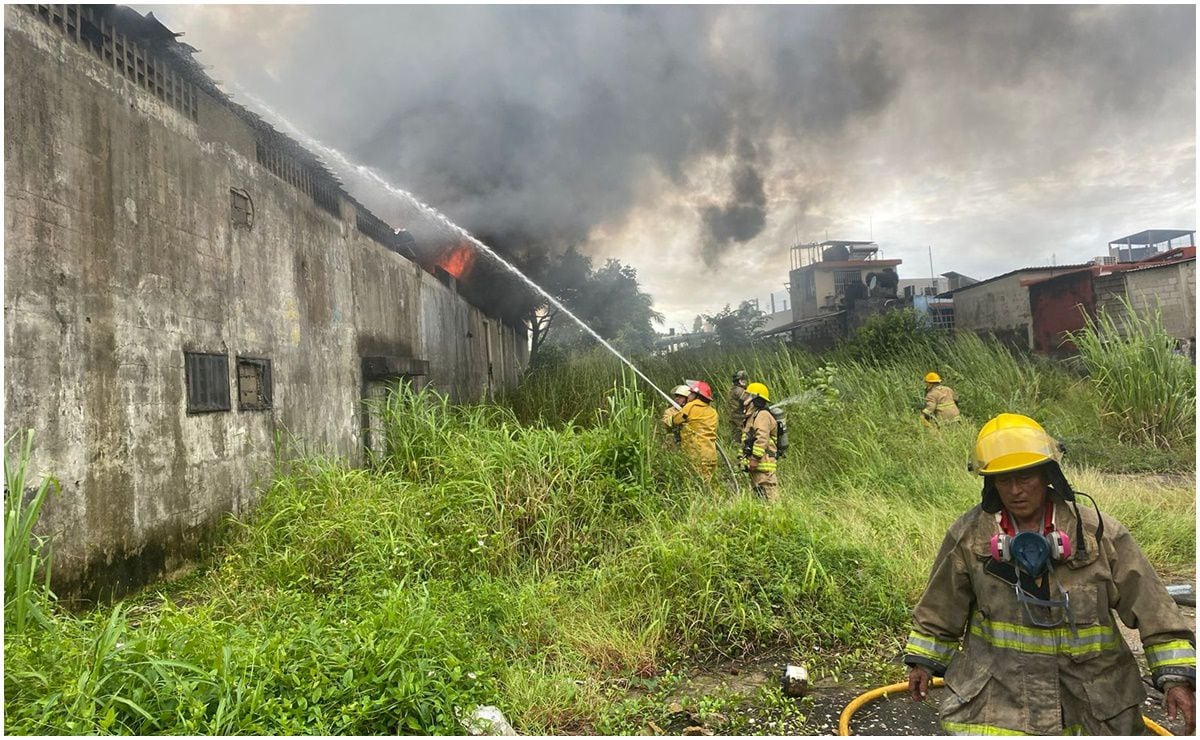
<box><xmin>234</xmin><ymin>88</ymin><xmax>680</xmax><ymax>408</ymax></box>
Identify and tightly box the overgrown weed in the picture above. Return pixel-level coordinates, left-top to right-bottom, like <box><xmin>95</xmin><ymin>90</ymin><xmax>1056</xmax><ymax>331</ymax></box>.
<box><xmin>6</xmin><ymin>326</ymin><xmax>1194</xmax><ymax>734</ymax></box>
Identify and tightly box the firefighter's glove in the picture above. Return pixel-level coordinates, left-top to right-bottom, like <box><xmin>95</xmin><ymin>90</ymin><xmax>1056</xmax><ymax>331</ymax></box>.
<box><xmin>747</xmin><ymin>457</ymin><xmax>760</xmax><ymax>472</ymax></box>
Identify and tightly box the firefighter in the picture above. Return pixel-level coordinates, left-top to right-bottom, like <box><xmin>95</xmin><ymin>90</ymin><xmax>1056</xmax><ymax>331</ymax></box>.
<box><xmin>921</xmin><ymin>372</ymin><xmax>961</xmax><ymax>425</ymax></box>
<box><xmin>740</xmin><ymin>382</ymin><xmax>779</xmax><ymax>501</ymax></box>
<box><xmin>905</xmin><ymin>413</ymin><xmax>1196</xmax><ymax>735</ymax></box>
<box><xmin>661</xmin><ymin>384</ymin><xmax>693</xmax><ymax>446</ymax></box>
<box><xmin>667</xmin><ymin>380</ymin><xmax>719</xmax><ymax>480</ymax></box>
<box><xmin>728</xmin><ymin>370</ymin><xmax>750</xmax><ymax>445</ymax></box>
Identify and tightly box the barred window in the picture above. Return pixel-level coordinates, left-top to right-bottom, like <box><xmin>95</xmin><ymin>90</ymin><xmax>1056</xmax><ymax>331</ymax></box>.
<box><xmin>833</xmin><ymin>269</ymin><xmax>862</xmax><ymax>295</ymax></box>
<box><xmin>184</xmin><ymin>352</ymin><xmax>230</xmax><ymax>414</ymax></box>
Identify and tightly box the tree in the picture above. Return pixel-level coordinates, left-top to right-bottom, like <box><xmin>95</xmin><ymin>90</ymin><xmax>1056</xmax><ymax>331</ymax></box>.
<box><xmin>703</xmin><ymin>301</ymin><xmax>767</xmax><ymax>348</ymax></box>
<box><xmin>524</xmin><ymin>249</ymin><xmax>663</xmax><ymax>360</ymax></box>
<box><xmin>525</xmin><ymin>247</ymin><xmax>592</xmax><ymax>359</ymax></box>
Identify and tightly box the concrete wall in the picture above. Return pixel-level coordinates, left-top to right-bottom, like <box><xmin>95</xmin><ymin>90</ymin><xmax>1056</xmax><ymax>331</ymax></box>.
<box><xmin>4</xmin><ymin>8</ymin><xmax>527</xmax><ymax>601</ymax></box>
<box><xmin>1124</xmin><ymin>260</ymin><xmax>1196</xmax><ymax>342</ymax></box>
<box><xmin>789</xmin><ymin>267</ymin><xmax>844</xmax><ymax>321</ymax></box>
<box><xmin>1094</xmin><ymin>260</ymin><xmax>1197</xmax><ymax>344</ymax></box>
<box><xmin>951</xmin><ymin>269</ymin><xmax>1061</xmax><ymax>349</ymax></box>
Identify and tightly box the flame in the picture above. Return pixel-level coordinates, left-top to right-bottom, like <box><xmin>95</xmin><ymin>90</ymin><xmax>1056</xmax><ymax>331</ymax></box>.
<box><xmin>437</xmin><ymin>243</ymin><xmax>476</xmax><ymax>280</ymax></box>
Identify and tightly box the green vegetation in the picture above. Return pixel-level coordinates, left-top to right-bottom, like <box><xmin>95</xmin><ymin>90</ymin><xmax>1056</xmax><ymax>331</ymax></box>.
<box><xmin>1067</xmin><ymin>300</ymin><xmax>1196</xmax><ymax>450</ymax></box>
<box><xmin>5</xmin><ymin>431</ymin><xmax>58</xmax><ymax>632</ymax></box>
<box><xmin>5</xmin><ymin>313</ymin><xmax>1195</xmax><ymax>734</ymax></box>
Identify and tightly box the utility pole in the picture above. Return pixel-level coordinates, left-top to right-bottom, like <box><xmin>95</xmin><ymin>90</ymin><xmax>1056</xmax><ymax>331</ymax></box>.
<box><xmin>928</xmin><ymin>246</ymin><xmax>936</xmax><ymax>292</ymax></box>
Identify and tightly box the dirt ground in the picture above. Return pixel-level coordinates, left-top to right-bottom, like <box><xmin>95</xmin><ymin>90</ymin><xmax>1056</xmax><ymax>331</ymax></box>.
<box><xmin>653</xmin><ymin>604</ymin><xmax>1196</xmax><ymax>736</ymax></box>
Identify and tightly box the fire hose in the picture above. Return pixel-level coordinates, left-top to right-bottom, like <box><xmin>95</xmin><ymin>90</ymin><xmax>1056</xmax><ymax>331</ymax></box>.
<box><xmin>836</xmin><ymin>677</ymin><xmax>1173</xmax><ymax>736</ymax></box>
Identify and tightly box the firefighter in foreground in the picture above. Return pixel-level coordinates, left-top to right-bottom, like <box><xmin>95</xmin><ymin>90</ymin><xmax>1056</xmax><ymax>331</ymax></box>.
<box><xmin>728</xmin><ymin>370</ymin><xmax>750</xmax><ymax>444</ymax></box>
<box><xmin>665</xmin><ymin>380</ymin><xmax>719</xmax><ymax>480</ymax></box>
<box><xmin>921</xmin><ymin>371</ymin><xmax>961</xmax><ymax>425</ymax></box>
<box><xmin>739</xmin><ymin>382</ymin><xmax>779</xmax><ymax>501</ymax></box>
<box><xmin>904</xmin><ymin>413</ymin><xmax>1196</xmax><ymax>735</ymax></box>
<box><xmin>660</xmin><ymin>384</ymin><xmax>693</xmax><ymax>447</ymax></box>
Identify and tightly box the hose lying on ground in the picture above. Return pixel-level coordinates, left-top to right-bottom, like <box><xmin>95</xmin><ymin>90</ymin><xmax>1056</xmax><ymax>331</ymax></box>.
<box><xmin>836</xmin><ymin>677</ymin><xmax>1173</xmax><ymax>736</ymax></box>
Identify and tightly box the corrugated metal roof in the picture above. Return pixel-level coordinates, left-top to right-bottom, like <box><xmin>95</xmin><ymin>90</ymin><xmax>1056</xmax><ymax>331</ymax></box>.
<box><xmin>942</xmin><ymin>265</ymin><xmax>1093</xmax><ymax>296</ymax></box>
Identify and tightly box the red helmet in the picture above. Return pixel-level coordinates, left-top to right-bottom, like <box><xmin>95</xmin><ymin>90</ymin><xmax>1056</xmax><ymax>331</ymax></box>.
<box><xmin>686</xmin><ymin>379</ymin><xmax>713</xmax><ymax>402</ymax></box>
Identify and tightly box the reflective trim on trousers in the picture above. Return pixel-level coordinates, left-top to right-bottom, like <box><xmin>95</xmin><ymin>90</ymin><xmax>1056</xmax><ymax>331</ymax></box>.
<box><xmin>942</xmin><ymin>721</ymin><xmax>1029</xmax><ymax>736</ymax></box>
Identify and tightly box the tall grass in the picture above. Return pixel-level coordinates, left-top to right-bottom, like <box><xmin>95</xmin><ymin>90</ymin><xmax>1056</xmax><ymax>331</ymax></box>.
<box><xmin>5</xmin><ymin>328</ymin><xmax>1194</xmax><ymax>735</ymax></box>
<box><xmin>5</xmin><ymin>430</ymin><xmax>58</xmax><ymax>631</ymax></box>
<box><xmin>1068</xmin><ymin>300</ymin><xmax>1196</xmax><ymax>449</ymax></box>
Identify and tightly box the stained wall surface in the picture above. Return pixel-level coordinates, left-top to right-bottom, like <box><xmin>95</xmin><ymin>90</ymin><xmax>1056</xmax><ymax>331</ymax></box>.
<box><xmin>4</xmin><ymin>7</ymin><xmax>527</xmax><ymax>600</ymax></box>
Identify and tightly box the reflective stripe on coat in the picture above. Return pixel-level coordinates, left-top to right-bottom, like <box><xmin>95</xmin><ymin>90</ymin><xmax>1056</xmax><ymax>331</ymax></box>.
<box><xmin>741</xmin><ymin>408</ymin><xmax>778</xmax><ymax>473</ymax></box>
<box><xmin>904</xmin><ymin>500</ymin><xmax>1195</xmax><ymax>735</ymax></box>
<box><xmin>923</xmin><ymin>384</ymin><xmax>961</xmax><ymax>422</ymax></box>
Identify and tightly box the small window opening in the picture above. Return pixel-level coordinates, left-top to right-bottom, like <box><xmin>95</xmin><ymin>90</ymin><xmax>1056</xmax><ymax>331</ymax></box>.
<box><xmin>237</xmin><ymin>357</ymin><xmax>273</xmax><ymax>411</ymax></box>
<box><xmin>230</xmin><ymin>188</ymin><xmax>254</xmax><ymax>229</ymax></box>
<box><xmin>185</xmin><ymin>352</ymin><xmax>230</xmax><ymax>414</ymax></box>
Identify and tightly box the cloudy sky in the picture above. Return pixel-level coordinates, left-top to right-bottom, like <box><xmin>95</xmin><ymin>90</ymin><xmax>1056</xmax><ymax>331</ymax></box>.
<box><xmin>141</xmin><ymin>4</ymin><xmax>1195</xmax><ymax>332</ymax></box>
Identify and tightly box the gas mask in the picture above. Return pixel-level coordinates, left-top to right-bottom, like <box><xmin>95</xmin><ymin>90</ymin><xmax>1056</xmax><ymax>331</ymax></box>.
<box><xmin>990</xmin><ymin>511</ymin><xmax>1077</xmax><ymax>632</ymax></box>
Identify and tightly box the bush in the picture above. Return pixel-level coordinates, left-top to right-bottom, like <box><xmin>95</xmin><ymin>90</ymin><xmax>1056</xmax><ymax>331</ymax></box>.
<box><xmin>1067</xmin><ymin>301</ymin><xmax>1196</xmax><ymax>450</ymax></box>
<box><xmin>835</xmin><ymin>308</ymin><xmax>946</xmax><ymax>366</ymax></box>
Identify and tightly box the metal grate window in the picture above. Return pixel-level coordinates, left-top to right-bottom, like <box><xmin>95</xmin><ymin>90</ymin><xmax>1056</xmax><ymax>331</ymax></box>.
<box><xmin>236</xmin><ymin>357</ymin><xmax>272</xmax><ymax>411</ymax></box>
<box><xmin>833</xmin><ymin>269</ymin><xmax>862</xmax><ymax>295</ymax></box>
<box><xmin>27</xmin><ymin>5</ymin><xmax>200</xmax><ymax>122</ymax></box>
<box><xmin>185</xmin><ymin>352</ymin><xmax>230</xmax><ymax>414</ymax></box>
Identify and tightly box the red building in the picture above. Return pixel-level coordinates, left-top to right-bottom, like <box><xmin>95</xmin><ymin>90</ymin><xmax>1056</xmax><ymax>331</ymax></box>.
<box><xmin>1026</xmin><ymin>246</ymin><xmax>1196</xmax><ymax>355</ymax></box>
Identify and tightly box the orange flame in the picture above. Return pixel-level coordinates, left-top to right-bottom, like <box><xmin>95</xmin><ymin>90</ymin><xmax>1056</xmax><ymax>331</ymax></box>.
<box><xmin>437</xmin><ymin>244</ymin><xmax>476</xmax><ymax>280</ymax></box>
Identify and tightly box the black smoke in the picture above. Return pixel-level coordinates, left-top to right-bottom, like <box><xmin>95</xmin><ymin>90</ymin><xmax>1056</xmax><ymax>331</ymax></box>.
<box><xmin>143</xmin><ymin>4</ymin><xmax>1195</xmax><ymax>303</ymax></box>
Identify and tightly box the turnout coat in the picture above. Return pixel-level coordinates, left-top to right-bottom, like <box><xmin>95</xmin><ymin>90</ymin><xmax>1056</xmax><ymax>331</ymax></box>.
<box><xmin>669</xmin><ymin>398</ymin><xmax>719</xmax><ymax>478</ymax></box>
<box><xmin>904</xmin><ymin>500</ymin><xmax>1195</xmax><ymax>735</ymax></box>
<box><xmin>923</xmin><ymin>383</ymin><xmax>961</xmax><ymax>423</ymax></box>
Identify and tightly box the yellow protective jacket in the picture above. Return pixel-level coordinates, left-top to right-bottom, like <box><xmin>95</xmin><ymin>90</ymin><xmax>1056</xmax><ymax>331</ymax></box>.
<box><xmin>669</xmin><ymin>399</ymin><xmax>719</xmax><ymax>469</ymax></box>
<box><xmin>740</xmin><ymin>407</ymin><xmax>778</xmax><ymax>473</ymax></box>
<box><xmin>904</xmin><ymin>500</ymin><xmax>1196</xmax><ymax>735</ymax></box>
<box><xmin>923</xmin><ymin>383</ymin><xmax>960</xmax><ymax>422</ymax></box>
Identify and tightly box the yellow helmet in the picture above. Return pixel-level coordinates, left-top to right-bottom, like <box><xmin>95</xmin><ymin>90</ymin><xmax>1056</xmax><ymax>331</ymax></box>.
<box><xmin>970</xmin><ymin>413</ymin><xmax>1062</xmax><ymax>476</ymax></box>
<box><xmin>924</xmin><ymin>372</ymin><xmax>942</xmax><ymax>384</ymax></box>
<box><xmin>670</xmin><ymin>385</ymin><xmax>692</xmax><ymax>398</ymax></box>
<box><xmin>745</xmin><ymin>382</ymin><xmax>770</xmax><ymax>402</ymax></box>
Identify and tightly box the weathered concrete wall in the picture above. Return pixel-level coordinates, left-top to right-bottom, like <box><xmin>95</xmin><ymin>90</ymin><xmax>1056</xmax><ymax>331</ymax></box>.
<box><xmin>1124</xmin><ymin>260</ymin><xmax>1196</xmax><ymax>342</ymax></box>
<box><xmin>1095</xmin><ymin>260</ymin><xmax>1197</xmax><ymax>344</ymax></box>
<box><xmin>952</xmin><ymin>269</ymin><xmax>1061</xmax><ymax>350</ymax></box>
<box><xmin>4</xmin><ymin>7</ymin><xmax>527</xmax><ymax>601</ymax></box>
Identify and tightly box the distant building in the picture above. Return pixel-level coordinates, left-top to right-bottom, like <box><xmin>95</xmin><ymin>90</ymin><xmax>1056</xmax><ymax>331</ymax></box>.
<box><xmin>899</xmin><ymin>277</ymin><xmax>944</xmax><ymax>298</ymax></box>
<box><xmin>1108</xmin><ymin>229</ymin><xmax>1195</xmax><ymax>263</ymax></box>
<box><xmin>787</xmin><ymin>241</ymin><xmax>902</xmax><ymax>322</ymax></box>
<box><xmin>941</xmin><ymin>271</ymin><xmax>979</xmax><ymax>292</ymax></box>
<box><xmin>755</xmin><ymin>240</ymin><xmax>903</xmax><ymax>349</ymax></box>
<box><xmin>945</xmin><ymin>266</ymin><xmax>1091</xmax><ymax>349</ymax></box>
<box><xmin>1028</xmin><ymin>247</ymin><xmax>1195</xmax><ymax>355</ymax></box>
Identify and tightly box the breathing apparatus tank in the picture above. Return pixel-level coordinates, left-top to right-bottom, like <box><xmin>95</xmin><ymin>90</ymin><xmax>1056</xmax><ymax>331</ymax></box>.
<box><xmin>768</xmin><ymin>404</ymin><xmax>789</xmax><ymax>459</ymax></box>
